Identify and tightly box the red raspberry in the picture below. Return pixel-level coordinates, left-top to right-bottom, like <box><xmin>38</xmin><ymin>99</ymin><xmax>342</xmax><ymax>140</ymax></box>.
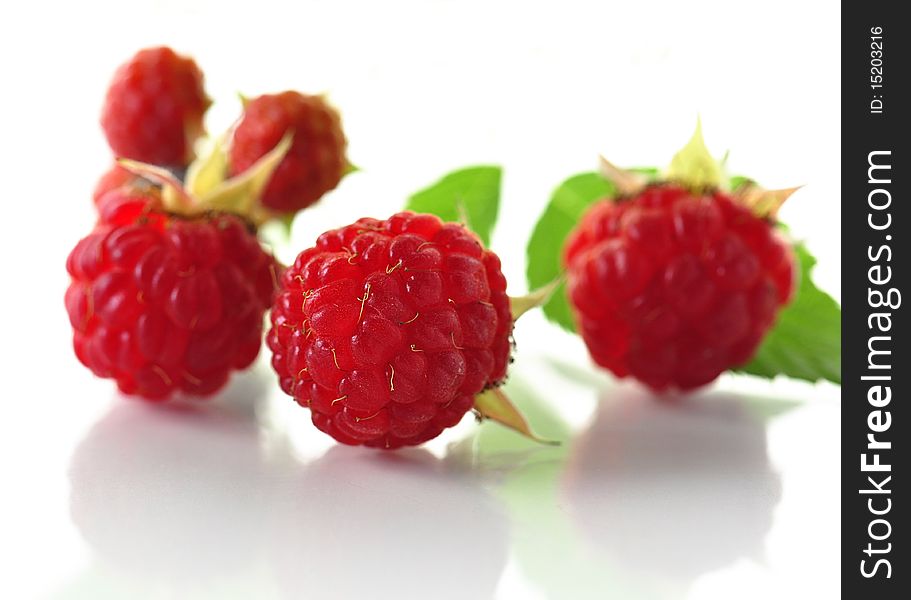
<box><xmin>94</xmin><ymin>184</ymin><xmax>163</xmax><ymax>228</ymax></box>
<box><xmin>101</xmin><ymin>46</ymin><xmax>209</xmax><ymax>167</ymax></box>
<box><xmin>267</xmin><ymin>211</ymin><xmax>513</xmax><ymax>449</ymax></box>
<box><xmin>564</xmin><ymin>184</ymin><xmax>796</xmax><ymax>392</ymax></box>
<box><xmin>93</xmin><ymin>164</ymin><xmax>137</xmax><ymax>204</ymax></box>
<box><xmin>65</xmin><ymin>200</ymin><xmax>279</xmax><ymax>400</ymax></box>
<box><xmin>229</xmin><ymin>91</ymin><xmax>347</xmax><ymax>214</ymax></box>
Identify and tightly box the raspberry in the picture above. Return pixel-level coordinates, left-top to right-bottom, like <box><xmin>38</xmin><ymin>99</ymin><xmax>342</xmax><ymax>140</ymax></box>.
<box><xmin>564</xmin><ymin>184</ymin><xmax>796</xmax><ymax>391</ymax></box>
<box><xmin>101</xmin><ymin>46</ymin><xmax>209</xmax><ymax>167</ymax></box>
<box><xmin>65</xmin><ymin>198</ymin><xmax>278</xmax><ymax>400</ymax></box>
<box><xmin>267</xmin><ymin>211</ymin><xmax>512</xmax><ymax>449</ymax></box>
<box><xmin>93</xmin><ymin>164</ymin><xmax>136</xmax><ymax>204</ymax></box>
<box><xmin>94</xmin><ymin>184</ymin><xmax>163</xmax><ymax>227</ymax></box>
<box><xmin>229</xmin><ymin>91</ymin><xmax>347</xmax><ymax>214</ymax></box>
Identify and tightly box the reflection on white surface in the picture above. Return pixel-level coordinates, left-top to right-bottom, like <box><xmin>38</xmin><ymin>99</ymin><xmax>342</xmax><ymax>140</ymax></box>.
<box><xmin>67</xmin><ymin>374</ymin><xmax>273</xmax><ymax>592</ymax></box>
<box><xmin>458</xmin><ymin>380</ymin><xmax>792</xmax><ymax>600</ymax></box>
<box><xmin>65</xmin><ymin>373</ymin><xmax>508</xmax><ymax>600</ymax></box>
<box><xmin>563</xmin><ymin>390</ymin><xmax>781</xmax><ymax>594</ymax></box>
<box><xmin>269</xmin><ymin>447</ymin><xmax>508</xmax><ymax>600</ymax></box>
<box><xmin>56</xmin><ymin>360</ymin><xmax>832</xmax><ymax>600</ymax></box>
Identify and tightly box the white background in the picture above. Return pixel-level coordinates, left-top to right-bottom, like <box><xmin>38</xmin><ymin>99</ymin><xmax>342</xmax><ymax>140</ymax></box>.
<box><xmin>0</xmin><ymin>1</ymin><xmax>840</xmax><ymax>598</ymax></box>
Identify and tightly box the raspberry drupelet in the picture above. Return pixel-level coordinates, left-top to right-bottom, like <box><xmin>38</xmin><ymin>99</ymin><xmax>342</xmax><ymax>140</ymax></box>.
<box><xmin>267</xmin><ymin>211</ymin><xmax>513</xmax><ymax>449</ymax></box>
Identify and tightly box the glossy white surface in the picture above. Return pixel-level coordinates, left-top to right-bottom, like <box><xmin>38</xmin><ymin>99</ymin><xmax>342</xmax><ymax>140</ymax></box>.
<box><xmin>3</xmin><ymin>349</ymin><xmax>841</xmax><ymax>600</ymax></box>
<box><xmin>1</xmin><ymin>1</ymin><xmax>840</xmax><ymax>598</ymax></box>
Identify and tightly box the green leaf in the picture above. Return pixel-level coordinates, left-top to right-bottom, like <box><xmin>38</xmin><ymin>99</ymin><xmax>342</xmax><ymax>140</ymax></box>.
<box><xmin>629</xmin><ymin>166</ymin><xmax>660</xmax><ymax>178</ymax></box>
<box><xmin>738</xmin><ymin>242</ymin><xmax>841</xmax><ymax>384</ymax></box>
<box><xmin>405</xmin><ymin>166</ymin><xmax>501</xmax><ymax>247</ymax></box>
<box><xmin>526</xmin><ymin>173</ymin><xmax>615</xmax><ymax>331</ymax></box>
<box><xmin>728</xmin><ymin>174</ymin><xmax>754</xmax><ymax>191</ymax></box>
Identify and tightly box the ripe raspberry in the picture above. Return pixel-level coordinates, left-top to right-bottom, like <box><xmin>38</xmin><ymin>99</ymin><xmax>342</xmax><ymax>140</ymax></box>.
<box><xmin>564</xmin><ymin>184</ymin><xmax>796</xmax><ymax>391</ymax></box>
<box><xmin>94</xmin><ymin>183</ymin><xmax>162</xmax><ymax>227</ymax></box>
<box><xmin>228</xmin><ymin>91</ymin><xmax>347</xmax><ymax>214</ymax></box>
<box><xmin>101</xmin><ymin>46</ymin><xmax>209</xmax><ymax>167</ymax></box>
<box><xmin>267</xmin><ymin>211</ymin><xmax>512</xmax><ymax>449</ymax></box>
<box><xmin>66</xmin><ymin>199</ymin><xmax>278</xmax><ymax>400</ymax></box>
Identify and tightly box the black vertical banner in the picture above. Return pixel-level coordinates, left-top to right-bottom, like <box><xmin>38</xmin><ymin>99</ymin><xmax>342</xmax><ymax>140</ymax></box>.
<box><xmin>842</xmin><ymin>2</ymin><xmax>908</xmax><ymax>597</ymax></box>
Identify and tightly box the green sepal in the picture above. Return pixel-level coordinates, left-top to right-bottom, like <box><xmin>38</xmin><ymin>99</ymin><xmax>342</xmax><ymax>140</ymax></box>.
<box><xmin>473</xmin><ymin>387</ymin><xmax>559</xmax><ymax>445</ymax></box>
<box><xmin>666</xmin><ymin>118</ymin><xmax>723</xmax><ymax>190</ymax></box>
